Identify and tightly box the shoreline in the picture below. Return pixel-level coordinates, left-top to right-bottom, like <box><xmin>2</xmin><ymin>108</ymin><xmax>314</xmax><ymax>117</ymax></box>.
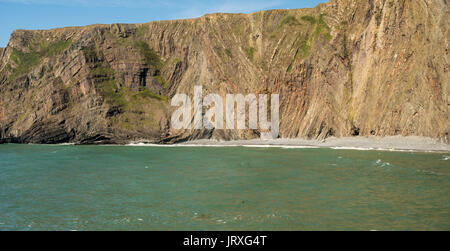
<box><xmin>129</xmin><ymin>136</ymin><xmax>450</xmax><ymax>153</ymax></box>
<box><xmin>2</xmin><ymin>136</ymin><xmax>449</xmax><ymax>153</ymax></box>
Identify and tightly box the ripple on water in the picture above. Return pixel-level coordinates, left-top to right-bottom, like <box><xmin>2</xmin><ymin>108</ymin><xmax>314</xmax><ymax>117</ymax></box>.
<box><xmin>417</xmin><ymin>169</ymin><xmax>446</xmax><ymax>176</ymax></box>
<box><xmin>1</xmin><ymin>144</ymin><xmax>449</xmax><ymax>230</ymax></box>
<box><xmin>374</xmin><ymin>159</ymin><xmax>391</xmax><ymax>168</ymax></box>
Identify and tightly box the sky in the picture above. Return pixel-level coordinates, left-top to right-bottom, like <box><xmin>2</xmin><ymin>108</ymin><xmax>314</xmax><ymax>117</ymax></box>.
<box><xmin>0</xmin><ymin>0</ymin><xmax>328</xmax><ymax>47</ymax></box>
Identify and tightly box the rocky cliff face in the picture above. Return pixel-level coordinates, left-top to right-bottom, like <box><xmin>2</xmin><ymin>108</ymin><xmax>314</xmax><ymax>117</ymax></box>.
<box><xmin>0</xmin><ymin>0</ymin><xmax>448</xmax><ymax>144</ymax></box>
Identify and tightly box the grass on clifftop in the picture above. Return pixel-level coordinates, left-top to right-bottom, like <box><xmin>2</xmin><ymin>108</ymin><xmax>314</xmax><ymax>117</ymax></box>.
<box><xmin>8</xmin><ymin>40</ymin><xmax>71</xmax><ymax>81</ymax></box>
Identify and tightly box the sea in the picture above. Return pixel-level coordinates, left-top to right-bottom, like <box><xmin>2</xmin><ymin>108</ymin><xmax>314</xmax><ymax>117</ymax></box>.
<box><xmin>0</xmin><ymin>144</ymin><xmax>448</xmax><ymax>230</ymax></box>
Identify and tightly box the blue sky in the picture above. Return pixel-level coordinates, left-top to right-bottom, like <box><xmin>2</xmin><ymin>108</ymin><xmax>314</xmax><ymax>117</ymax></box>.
<box><xmin>0</xmin><ymin>0</ymin><xmax>327</xmax><ymax>47</ymax></box>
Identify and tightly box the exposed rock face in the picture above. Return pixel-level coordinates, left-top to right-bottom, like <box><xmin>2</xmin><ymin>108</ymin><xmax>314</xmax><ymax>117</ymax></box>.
<box><xmin>0</xmin><ymin>0</ymin><xmax>448</xmax><ymax>144</ymax></box>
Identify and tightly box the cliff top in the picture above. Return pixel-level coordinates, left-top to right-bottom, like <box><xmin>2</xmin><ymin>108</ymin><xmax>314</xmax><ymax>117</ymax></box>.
<box><xmin>5</xmin><ymin>1</ymin><xmax>333</xmax><ymax>42</ymax></box>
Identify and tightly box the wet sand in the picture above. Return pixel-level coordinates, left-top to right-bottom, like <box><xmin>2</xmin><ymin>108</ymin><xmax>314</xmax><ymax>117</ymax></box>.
<box><xmin>174</xmin><ymin>136</ymin><xmax>450</xmax><ymax>152</ymax></box>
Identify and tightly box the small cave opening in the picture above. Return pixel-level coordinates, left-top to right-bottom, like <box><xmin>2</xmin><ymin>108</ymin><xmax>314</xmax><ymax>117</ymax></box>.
<box><xmin>106</xmin><ymin>106</ymin><xmax>123</xmax><ymax>118</ymax></box>
<box><xmin>326</xmin><ymin>128</ymin><xmax>335</xmax><ymax>137</ymax></box>
<box><xmin>139</xmin><ymin>68</ymin><xmax>149</xmax><ymax>87</ymax></box>
<box><xmin>351</xmin><ymin>128</ymin><xmax>360</xmax><ymax>136</ymax></box>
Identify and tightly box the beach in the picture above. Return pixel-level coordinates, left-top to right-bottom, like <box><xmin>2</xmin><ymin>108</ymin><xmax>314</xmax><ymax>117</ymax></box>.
<box><xmin>172</xmin><ymin>136</ymin><xmax>450</xmax><ymax>152</ymax></box>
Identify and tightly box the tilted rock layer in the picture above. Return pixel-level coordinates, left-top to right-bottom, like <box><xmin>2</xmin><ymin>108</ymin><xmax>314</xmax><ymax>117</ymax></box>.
<box><xmin>0</xmin><ymin>0</ymin><xmax>448</xmax><ymax>144</ymax></box>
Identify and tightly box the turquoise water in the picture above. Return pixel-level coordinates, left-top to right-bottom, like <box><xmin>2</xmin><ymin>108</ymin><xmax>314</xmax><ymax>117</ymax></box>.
<box><xmin>0</xmin><ymin>144</ymin><xmax>449</xmax><ymax>231</ymax></box>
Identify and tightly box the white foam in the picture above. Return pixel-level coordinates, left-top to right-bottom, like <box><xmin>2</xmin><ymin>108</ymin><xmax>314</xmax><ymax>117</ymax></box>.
<box><xmin>127</xmin><ymin>143</ymin><xmax>179</xmax><ymax>147</ymax></box>
<box><xmin>375</xmin><ymin>159</ymin><xmax>391</xmax><ymax>167</ymax></box>
<box><xmin>243</xmin><ymin>145</ymin><xmax>274</xmax><ymax>148</ymax></box>
<box><xmin>242</xmin><ymin>145</ymin><xmax>319</xmax><ymax>149</ymax></box>
<box><xmin>280</xmin><ymin>146</ymin><xmax>320</xmax><ymax>149</ymax></box>
<box><xmin>125</xmin><ymin>142</ymin><xmax>445</xmax><ymax>152</ymax></box>
<box><xmin>180</xmin><ymin>144</ymin><xmax>240</xmax><ymax>147</ymax></box>
<box><xmin>331</xmin><ymin>147</ymin><xmax>375</xmax><ymax>151</ymax></box>
<box><xmin>331</xmin><ymin>146</ymin><xmax>418</xmax><ymax>152</ymax></box>
<box><xmin>58</xmin><ymin>143</ymin><xmax>75</xmax><ymax>146</ymax></box>
<box><xmin>127</xmin><ymin>143</ymin><xmax>240</xmax><ymax>147</ymax></box>
<box><xmin>216</xmin><ymin>219</ymin><xmax>227</xmax><ymax>224</ymax></box>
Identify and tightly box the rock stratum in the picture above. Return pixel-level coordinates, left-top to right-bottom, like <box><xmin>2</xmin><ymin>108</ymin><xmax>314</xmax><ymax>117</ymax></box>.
<box><xmin>0</xmin><ymin>0</ymin><xmax>448</xmax><ymax>144</ymax></box>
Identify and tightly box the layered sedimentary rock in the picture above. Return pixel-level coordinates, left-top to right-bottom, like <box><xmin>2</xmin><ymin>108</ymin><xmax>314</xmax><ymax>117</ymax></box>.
<box><xmin>0</xmin><ymin>0</ymin><xmax>448</xmax><ymax>144</ymax></box>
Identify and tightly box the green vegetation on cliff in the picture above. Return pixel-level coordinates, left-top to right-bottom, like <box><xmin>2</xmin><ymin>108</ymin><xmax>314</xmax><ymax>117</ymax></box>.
<box><xmin>311</xmin><ymin>14</ymin><xmax>332</xmax><ymax>40</ymax></box>
<box><xmin>134</xmin><ymin>41</ymin><xmax>169</xmax><ymax>89</ymax></box>
<box><xmin>244</xmin><ymin>46</ymin><xmax>256</xmax><ymax>61</ymax></box>
<box><xmin>135</xmin><ymin>41</ymin><xmax>161</xmax><ymax>69</ymax></box>
<box><xmin>84</xmin><ymin>44</ymin><xmax>167</xmax><ymax>112</ymax></box>
<box><xmin>39</xmin><ymin>40</ymin><xmax>71</xmax><ymax>57</ymax></box>
<box><xmin>281</xmin><ymin>15</ymin><xmax>301</xmax><ymax>26</ymax></box>
<box><xmin>8</xmin><ymin>40</ymin><xmax>71</xmax><ymax>80</ymax></box>
<box><xmin>9</xmin><ymin>48</ymin><xmax>40</xmax><ymax>80</ymax></box>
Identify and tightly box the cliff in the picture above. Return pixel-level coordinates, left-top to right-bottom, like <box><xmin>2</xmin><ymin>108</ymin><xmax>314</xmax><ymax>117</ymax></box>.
<box><xmin>0</xmin><ymin>0</ymin><xmax>448</xmax><ymax>144</ymax></box>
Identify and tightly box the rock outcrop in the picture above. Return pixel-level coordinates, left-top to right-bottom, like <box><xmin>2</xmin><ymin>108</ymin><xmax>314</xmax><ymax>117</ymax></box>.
<box><xmin>0</xmin><ymin>0</ymin><xmax>448</xmax><ymax>144</ymax></box>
